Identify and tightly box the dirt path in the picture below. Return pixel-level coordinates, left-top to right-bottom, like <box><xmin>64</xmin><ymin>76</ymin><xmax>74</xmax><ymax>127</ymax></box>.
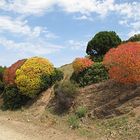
<box><xmin>0</xmin><ymin>116</ymin><xmax>84</xmax><ymax>140</ymax></box>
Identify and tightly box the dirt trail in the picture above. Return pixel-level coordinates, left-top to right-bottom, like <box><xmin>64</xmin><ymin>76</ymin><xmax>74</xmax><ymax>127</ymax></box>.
<box><xmin>0</xmin><ymin>116</ymin><xmax>84</xmax><ymax>140</ymax></box>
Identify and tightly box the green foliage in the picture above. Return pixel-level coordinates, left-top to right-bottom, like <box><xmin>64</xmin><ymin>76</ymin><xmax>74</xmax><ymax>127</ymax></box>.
<box><xmin>0</xmin><ymin>66</ymin><xmax>6</xmax><ymax>81</ymax></box>
<box><xmin>41</xmin><ymin>68</ymin><xmax>64</xmax><ymax>91</ymax></box>
<box><xmin>2</xmin><ymin>85</ymin><xmax>30</xmax><ymax>110</ymax></box>
<box><xmin>54</xmin><ymin>81</ymin><xmax>78</xmax><ymax>113</ymax></box>
<box><xmin>51</xmin><ymin>68</ymin><xmax>64</xmax><ymax>84</ymax></box>
<box><xmin>0</xmin><ymin>80</ymin><xmax>4</xmax><ymax>94</ymax></box>
<box><xmin>68</xmin><ymin>115</ymin><xmax>79</xmax><ymax>129</ymax></box>
<box><xmin>71</xmin><ymin>62</ymin><xmax>108</xmax><ymax>87</ymax></box>
<box><xmin>86</xmin><ymin>31</ymin><xmax>121</xmax><ymax>57</ymax></box>
<box><xmin>76</xmin><ymin>106</ymin><xmax>87</xmax><ymax>118</ymax></box>
<box><xmin>127</xmin><ymin>34</ymin><xmax>140</xmax><ymax>42</ymax></box>
<box><xmin>54</xmin><ymin>81</ymin><xmax>78</xmax><ymax>98</ymax></box>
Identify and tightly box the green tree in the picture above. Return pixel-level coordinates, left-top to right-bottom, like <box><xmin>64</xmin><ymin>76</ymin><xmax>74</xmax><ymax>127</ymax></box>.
<box><xmin>86</xmin><ymin>31</ymin><xmax>121</xmax><ymax>58</ymax></box>
<box><xmin>127</xmin><ymin>34</ymin><xmax>140</xmax><ymax>42</ymax></box>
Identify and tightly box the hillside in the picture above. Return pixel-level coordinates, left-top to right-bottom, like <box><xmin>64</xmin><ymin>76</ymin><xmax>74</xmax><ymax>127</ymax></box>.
<box><xmin>0</xmin><ymin>63</ymin><xmax>139</xmax><ymax>140</ymax></box>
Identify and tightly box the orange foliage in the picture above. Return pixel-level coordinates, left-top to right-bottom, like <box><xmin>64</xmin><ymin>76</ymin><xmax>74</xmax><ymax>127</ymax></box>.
<box><xmin>3</xmin><ymin>59</ymin><xmax>26</xmax><ymax>85</ymax></box>
<box><xmin>103</xmin><ymin>42</ymin><xmax>140</xmax><ymax>83</ymax></box>
<box><xmin>72</xmin><ymin>57</ymin><xmax>93</xmax><ymax>73</ymax></box>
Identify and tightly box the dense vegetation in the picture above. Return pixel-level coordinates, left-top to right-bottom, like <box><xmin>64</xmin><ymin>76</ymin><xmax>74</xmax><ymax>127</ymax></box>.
<box><xmin>1</xmin><ymin>57</ymin><xmax>63</xmax><ymax>110</ymax></box>
<box><xmin>127</xmin><ymin>34</ymin><xmax>140</xmax><ymax>42</ymax></box>
<box><xmin>103</xmin><ymin>42</ymin><xmax>140</xmax><ymax>83</ymax></box>
<box><xmin>86</xmin><ymin>31</ymin><xmax>121</xmax><ymax>59</ymax></box>
<box><xmin>71</xmin><ymin>62</ymin><xmax>108</xmax><ymax>87</ymax></box>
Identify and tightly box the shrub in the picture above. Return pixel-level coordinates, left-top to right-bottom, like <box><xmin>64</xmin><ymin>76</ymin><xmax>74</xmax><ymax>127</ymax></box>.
<box><xmin>103</xmin><ymin>42</ymin><xmax>140</xmax><ymax>83</ymax></box>
<box><xmin>86</xmin><ymin>31</ymin><xmax>121</xmax><ymax>58</ymax></box>
<box><xmin>76</xmin><ymin>106</ymin><xmax>87</xmax><ymax>118</ymax></box>
<box><xmin>15</xmin><ymin>57</ymin><xmax>54</xmax><ymax>98</ymax></box>
<box><xmin>41</xmin><ymin>68</ymin><xmax>64</xmax><ymax>91</ymax></box>
<box><xmin>0</xmin><ymin>80</ymin><xmax>4</xmax><ymax>94</ymax></box>
<box><xmin>72</xmin><ymin>57</ymin><xmax>93</xmax><ymax>73</ymax></box>
<box><xmin>127</xmin><ymin>34</ymin><xmax>140</xmax><ymax>42</ymax></box>
<box><xmin>3</xmin><ymin>59</ymin><xmax>26</xmax><ymax>85</ymax></box>
<box><xmin>2</xmin><ymin>85</ymin><xmax>30</xmax><ymax>110</ymax></box>
<box><xmin>0</xmin><ymin>66</ymin><xmax>6</xmax><ymax>81</ymax></box>
<box><xmin>54</xmin><ymin>81</ymin><xmax>78</xmax><ymax>112</ymax></box>
<box><xmin>71</xmin><ymin>62</ymin><xmax>108</xmax><ymax>87</ymax></box>
<box><xmin>68</xmin><ymin>115</ymin><xmax>79</xmax><ymax>129</ymax></box>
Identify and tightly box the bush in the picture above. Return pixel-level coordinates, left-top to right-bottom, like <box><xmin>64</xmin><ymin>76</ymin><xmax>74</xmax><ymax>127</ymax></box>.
<box><xmin>15</xmin><ymin>57</ymin><xmax>54</xmax><ymax>98</ymax></box>
<box><xmin>2</xmin><ymin>85</ymin><xmax>30</xmax><ymax>110</ymax></box>
<box><xmin>41</xmin><ymin>68</ymin><xmax>64</xmax><ymax>91</ymax></box>
<box><xmin>54</xmin><ymin>81</ymin><xmax>78</xmax><ymax>112</ymax></box>
<box><xmin>103</xmin><ymin>42</ymin><xmax>140</xmax><ymax>83</ymax></box>
<box><xmin>0</xmin><ymin>80</ymin><xmax>4</xmax><ymax>94</ymax></box>
<box><xmin>0</xmin><ymin>66</ymin><xmax>6</xmax><ymax>81</ymax></box>
<box><xmin>127</xmin><ymin>34</ymin><xmax>140</xmax><ymax>42</ymax></box>
<box><xmin>76</xmin><ymin>106</ymin><xmax>87</xmax><ymax>118</ymax></box>
<box><xmin>86</xmin><ymin>31</ymin><xmax>121</xmax><ymax>58</ymax></box>
<box><xmin>68</xmin><ymin>115</ymin><xmax>79</xmax><ymax>129</ymax></box>
<box><xmin>72</xmin><ymin>57</ymin><xmax>93</xmax><ymax>73</ymax></box>
<box><xmin>71</xmin><ymin>62</ymin><xmax>108</xmax><ymax>87</ymax></box>
<box><xmin>3</xmin><ymin>59</ymin><xmax>26</xmax><ymax>85</ymax></box>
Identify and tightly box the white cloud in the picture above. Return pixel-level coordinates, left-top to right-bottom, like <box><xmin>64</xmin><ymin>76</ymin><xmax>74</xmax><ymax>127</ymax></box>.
<box><xmin>0</xmin><ymin>0</ymin><xmax>115</xmax><ymax>17</ymax></box>
<box><xmin>73</xmin><ymin>15</ymin><xmax>93</xmax><ymax>21</ymax></box>
<box><xmin>114</xmin><ymin>2</ymin><xmax>140</xmax><ymax>37</ymax></box>
<box><xmin>0</xmin><ymin>37</ymin><xmax>63</xmax><ymax>56</ymax></box>
<box><xmin>0</xmin><ymin>0</ymin><xmax>56</xmax><ymax>16</ymax></box>
<box><xmin>67</xmin><ymin>40</ymin><xmax>86</xmax><ymax>50</ymax></box>
<box><xmin>0</xmin><ymin>16</ymin><xmax>44</xmax><ymax>38</ymax></box>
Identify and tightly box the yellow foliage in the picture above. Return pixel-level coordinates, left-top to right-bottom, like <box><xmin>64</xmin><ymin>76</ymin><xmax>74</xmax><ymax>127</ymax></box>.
<box><xmin>15</xmin><ymin>57</ymin><xmax>54</xmax><ymax>98</ymax></box>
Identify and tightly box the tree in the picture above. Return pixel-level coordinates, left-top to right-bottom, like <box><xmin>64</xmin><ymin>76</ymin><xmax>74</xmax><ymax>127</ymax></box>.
<box><xmin>86</xmin><ymin>31</ymin><xmax>122</xmax><ymax>57</ymax></box>
<box><xmin>127</xmin><ymin>34</ymin><xmax>140</xmax><ymax>42</ymax></box>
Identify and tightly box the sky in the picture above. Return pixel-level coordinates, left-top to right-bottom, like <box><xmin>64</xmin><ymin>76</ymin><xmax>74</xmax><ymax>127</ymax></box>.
<box><xmin>0</xmin><ymin>0</ymin><xmax>140</xmax><ymax>67</ymax></box>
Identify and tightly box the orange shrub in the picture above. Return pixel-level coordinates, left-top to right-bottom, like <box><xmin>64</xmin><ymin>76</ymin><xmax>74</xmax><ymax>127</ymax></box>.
<box><xmin>3</xmin><ymin>59</ymin><xmax>26</xmax><ymax>85</ymax></box>
<box><xmin>103</xmin><ymin>42</ymin><xmax>140</xmax><ymax>83</ymax></box>
<box><xmin>72</xmin><ymin>57</ymin><xmax>93</xmax><ymax>73</ymax></box>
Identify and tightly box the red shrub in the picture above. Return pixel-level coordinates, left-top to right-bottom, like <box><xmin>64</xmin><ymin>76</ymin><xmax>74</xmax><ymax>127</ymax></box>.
<box><xmin>72</xmin><ymin>57</ymin><xmax>93</xmax><ymax>73</ymax></box>
<box><xmin>3</xmin><ymin>59</ymin><xmax>26</xmax><ymax>85</ymax></box>
<box><xmin>103</xmin><ymin>42</ymin><xmax>140</xmax><ymax>83</ymax></box>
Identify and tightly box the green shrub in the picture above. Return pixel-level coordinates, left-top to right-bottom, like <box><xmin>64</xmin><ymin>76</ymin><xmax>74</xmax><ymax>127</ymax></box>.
<box><xmin>71</xmin><ymin>62</ymin><xmax>108</xmax><ymax>87</ymax></box>
<box><xmin>68</xmin><ymin>115</ymin><xmax>79</xmax><ymax>129</ymax></box>
<box><xmin>76</xmin><ymin>106</ymin><xmax>87</xmax><ymax>118</ymax></box>
<box><xmin>0</xmin><ymin>80</ymin><xmax>4</xmax><ymax>94</ymax></box>
<box><xmin>0</xmin><ymin>66</ymin><xmax>6</xmax><ymax>81</ymax></box>
<box><xmin>2</xmin><ymin>85</ymin><xmax>30</xmax><ymax>110</ymax></box>
<box><xmin>54</xmin><ymin>81</ymin><xmax>78</xmax><ymax>113</ymax></box>
<box><xmin>41</xmin><ymin>68</ymin><xmax>64</xmax><ymax>91</ymax></box>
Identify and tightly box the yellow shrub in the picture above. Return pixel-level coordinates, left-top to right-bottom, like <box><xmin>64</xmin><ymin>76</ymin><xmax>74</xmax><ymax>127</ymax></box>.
<box><xmin>15</xmin><ymin>57</ymin><xmax>54</xmax><ymax>98</ymax></box>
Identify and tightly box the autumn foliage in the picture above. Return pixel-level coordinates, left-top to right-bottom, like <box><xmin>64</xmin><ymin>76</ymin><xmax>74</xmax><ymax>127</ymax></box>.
<box><xmin>72</xmin><ymin>58</ymin><xmax>93</xmax><ymax>73</ymax></box>
<box><xmin>103</xmin><ymin>42</ymin><xmax>140</xmax><ymax>83</ymax></box>
<box><xmin>3</xmin><ymin>59</ymin><xmax>26</xmax><ymax>85</ymax></box>
<box><xmin>15</xmin><ymin>57</ymin><xmax>54</xmax><ymax>98</ymax></box>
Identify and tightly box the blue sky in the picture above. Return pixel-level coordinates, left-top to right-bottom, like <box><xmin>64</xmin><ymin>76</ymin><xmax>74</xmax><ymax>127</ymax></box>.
<box><xmin>0</xmin><ymin>0</ymin><xmax>140</xmax><ymax>67</ymax></box>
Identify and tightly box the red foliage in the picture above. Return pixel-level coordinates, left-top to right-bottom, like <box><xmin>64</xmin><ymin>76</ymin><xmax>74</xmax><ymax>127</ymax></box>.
<box><xmin>3</xmin><ymin>59</ymin><xmax>26</xmax><ymax>85</ymax></box>
<box><xmin>103</xmin><ymin>42</ymin><xmax>140</xmax><ymax>83</ymax></box>
<box><xmin>73</xmin><ymin>57</ymin><xmax>93</xmax><ymax>73</ymax></box>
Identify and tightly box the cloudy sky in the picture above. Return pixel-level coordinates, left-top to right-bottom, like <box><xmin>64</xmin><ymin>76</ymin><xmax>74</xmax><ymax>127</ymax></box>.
<box><xmin>0</xmin><ymin>0</ymin><xmax>140</xmax><ymax>67</ymax></box>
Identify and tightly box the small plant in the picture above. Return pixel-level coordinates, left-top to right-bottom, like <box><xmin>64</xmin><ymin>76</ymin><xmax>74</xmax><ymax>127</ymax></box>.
<box><xmin>68</xmin><ymin>115</ymin><xmax>79</xmax><ymax>129</ymax></box>
<box><xmin>54</xmin><ymin>81</ymin><xmax>78</xmax><ymax>113</ymax></box>
<box><xmin>76</xmin><ymin>106</ymin><xmax>87</xmax><ymax>118</ymax></box>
